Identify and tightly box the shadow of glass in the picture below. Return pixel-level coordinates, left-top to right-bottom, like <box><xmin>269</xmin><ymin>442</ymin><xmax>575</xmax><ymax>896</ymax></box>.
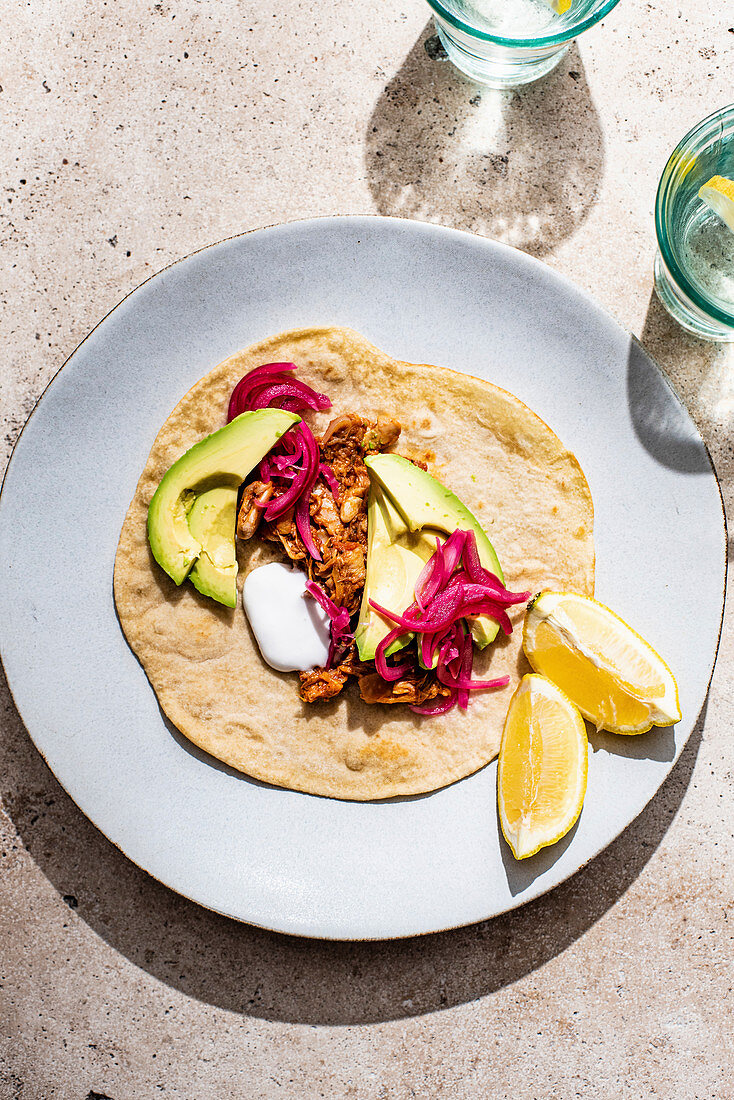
<box><xmin>365</xmin><ymin>26</ymin><xmax>604</xmax><ymax>257</ymax></box>
<box><xmin>630</xmin><ymin>289</ymin><xmax>734</xmax><ymax>484</ymax></box>
<box><xmin>627</xmin><ymin>329</ymin><xmax>715</xmax><ymax>475</ymax></box>
<box><xmin>0</xmin><ymin>658</ymin><xmax>704</xmax><ymax>1026</ymax></box>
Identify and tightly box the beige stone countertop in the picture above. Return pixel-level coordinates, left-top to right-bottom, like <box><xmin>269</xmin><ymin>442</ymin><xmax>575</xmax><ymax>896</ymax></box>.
<box><xmin>1</xmin><ymin>1</ymin><xmax>733</xmax><ymax>1097</ymax></box>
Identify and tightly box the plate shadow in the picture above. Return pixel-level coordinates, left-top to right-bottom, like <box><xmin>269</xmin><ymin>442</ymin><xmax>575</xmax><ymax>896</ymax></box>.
<box><xmin>365</xmin><ymin>26</ymin><xmax>604</xmax><ymax>257</ymax></box>
<box><xmin>1</xmin><ymin>659</ymin><xmax>705</xmax><ymax>1026</ymax></box>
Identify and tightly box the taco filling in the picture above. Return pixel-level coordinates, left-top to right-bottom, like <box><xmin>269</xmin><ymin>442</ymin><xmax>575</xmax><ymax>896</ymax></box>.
<box><xmin>157</xmin><ymin>359</ymin><xmax>531</xmax><ymax>716</ymax></box>
<box><xmin>114</xmin><ymin>326</ymin><xmax>594</xmax><ymax>800</ymax></box>
<box><xmin>238</xmin><ymin>407</ymin><xmax>461</xmax><ymax>709</ymax></box>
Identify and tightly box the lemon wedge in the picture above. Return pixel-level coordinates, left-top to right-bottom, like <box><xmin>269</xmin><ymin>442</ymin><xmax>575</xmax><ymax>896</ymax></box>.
<box><xmin>523</xmin><ymin>591</ymin><xmax>681</xmax><ymax>734</ymax></box>
<box><xmin>498</xmin><ymin>674</ymin><xmax>587</xmax><ymax>860</ymax></box>
<box><xmin>546</xmin><ymin>0</ymin><xmax>573</xmax><ymax>13</ymax></box>
<box><xmin>698</xmin><ymin>175</ymin><xmax>734</xmax><ymax>234</ymax></box>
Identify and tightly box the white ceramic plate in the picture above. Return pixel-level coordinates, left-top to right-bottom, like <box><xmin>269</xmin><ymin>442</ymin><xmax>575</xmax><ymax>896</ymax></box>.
<box><xmin>0</xmin><ymin>217</ymin><xmax>726</xmax><ymax>939</ymax></box>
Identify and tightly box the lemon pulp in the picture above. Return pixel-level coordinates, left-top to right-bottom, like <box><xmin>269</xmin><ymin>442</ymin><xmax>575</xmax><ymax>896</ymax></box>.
<box><xmin>523</xmin><ymin>592</ymin><xmax>680</xmax><ymax>734</ymax></box>
<box><xmin>498</xmin><ymin>674</ymin><xmax>587</xmax><ymax>860</ymax></box>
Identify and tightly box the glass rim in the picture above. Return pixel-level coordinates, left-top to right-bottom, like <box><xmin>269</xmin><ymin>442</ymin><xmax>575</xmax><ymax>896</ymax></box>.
<box><xmin>655</xmin><ymin>102</ymin><xmax>734</xmax><ymax>329</ymax></box>
<box><xmin>424</xmin><ymin>0</ymin><xmax>622</xmax><ymax>48</ymax></box>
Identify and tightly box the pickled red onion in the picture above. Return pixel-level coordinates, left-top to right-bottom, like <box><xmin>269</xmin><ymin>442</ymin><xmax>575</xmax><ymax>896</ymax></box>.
<box><xmin>318</xmin><ymin>462</ymin><xmax>340</xmax><ymax>501</ymax></box>
<box><xmin>411</xmin><ymin>693</ymin><xmax>458</xmax><ymax>717</ymax></box>
<box><xmin>374</xmin><ymin>627</ymin><xmax>414</xmax><ymax>682</ymax></box>
<box><xmin>294</xmin><ymin>494</ymin><xmax>321</xmax><ymax>561</ymax></box>
<box><xmin>227</xmin><ymin>363</ymin><xmax>331</xmax><ymax>421</ymax></box>
<box><xmin>371</xmin><ymin>530</ymin><xmax>529</xmax><ymax>716</ymax></box>
<box><xmin>305</xmin><ymin>580</ymin><xmax>354</xmax><ymax>668</ymax></box>
<box><xmin>262</xmin><ymin>420</ymin><xmax>320</xmax><ymax>523</ymax></box>
<box><xmin>229</xmin><ymin>362</ymin><xmax>335</xmax><ymax>563</ymax></box>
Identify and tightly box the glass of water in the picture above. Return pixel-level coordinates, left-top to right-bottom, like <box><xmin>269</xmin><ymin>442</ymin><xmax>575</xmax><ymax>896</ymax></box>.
<box><xmin>424</xmin><ymin>0</ymin><xmax>621</xmax><ymax>88</ymax></box>
<box><xmin>654</xmin><ymin>104</ymin><xmax>734</xmax><ymax>342</ymax></box>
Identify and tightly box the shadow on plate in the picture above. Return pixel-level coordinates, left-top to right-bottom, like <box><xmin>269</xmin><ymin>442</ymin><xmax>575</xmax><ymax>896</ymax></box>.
<box><xmin>365</xmin><ymin>26</ymin><xmax>604</xmax><ymax>257</ymax></box>
<box><xmin>629</xmin><ymin>288</ymin><xmax>733</xmax><ymax>485</ymax></box>
<box><xmin>499</xmin><ymin>806</ymin><xmax>581</xmax><ymax>897</ymax></box>
<box><xmin>1</xmin><ymin>658</ymin><xmax>705</xmax><ymax>1026</ymax></box>
<box><xmin>499</xmin><ymin>720</ymin><xmax>676</xmax><ymax>897</ymax></box>
<box><xmin>591</xmin><ymin>724</ymin><xmax>676</xmax><ymax>763</ymax></box>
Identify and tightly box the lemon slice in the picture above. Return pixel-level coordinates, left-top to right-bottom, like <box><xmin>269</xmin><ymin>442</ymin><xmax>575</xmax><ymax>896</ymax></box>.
<box><xmin>523</xmin><ymin>591</ymin><xmax>681</xmax><ymax>734</ymax></box>
<box><xmin>698</xmin><ymin>175</ymin><xmax>734</xmax><ymax>234</ymax></box>
<box><xmin>498</xmin><ymin>674</ymin><xmax>587</xmax><ymax>860</ymax></box>
<box><xmin>546</xmin><ymin>0</ymin><xmax>573</xmax><ymax>13</ymax></box>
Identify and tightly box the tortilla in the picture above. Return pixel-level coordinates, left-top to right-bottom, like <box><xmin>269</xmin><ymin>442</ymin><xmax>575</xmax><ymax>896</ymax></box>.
<box><xmin>114</xmin><ymin>327</ymin><xmax>594</xmax><ymax>800</ymax></box>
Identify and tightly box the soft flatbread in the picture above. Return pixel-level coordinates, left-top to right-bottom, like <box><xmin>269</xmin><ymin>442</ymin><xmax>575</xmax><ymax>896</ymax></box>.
<box><xmin>114</xmin><ymin>327</ymin><xmax>594</xmax><ymax>799</ymax></box>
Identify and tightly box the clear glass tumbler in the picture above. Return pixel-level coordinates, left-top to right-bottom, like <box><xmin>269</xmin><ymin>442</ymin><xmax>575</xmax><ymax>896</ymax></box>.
<box><xmin>654</xmin><ymin>104</ymin><xmax>734</xmax><ymax>343</ymax></box>
<box><xmin>424</xmin><ymin>0</ymin><xmax>621</xmax><ymax>88</ymax></box>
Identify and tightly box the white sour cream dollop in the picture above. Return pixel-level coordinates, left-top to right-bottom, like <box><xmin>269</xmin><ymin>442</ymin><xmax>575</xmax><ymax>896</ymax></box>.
<box><xmin>242</xmin><ymin>562</ymin><xmax>331</xmax><ymax>672</ymax></box>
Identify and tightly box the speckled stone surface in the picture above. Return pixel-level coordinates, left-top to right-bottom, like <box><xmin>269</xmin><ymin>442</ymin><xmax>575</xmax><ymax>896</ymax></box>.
<box><xmin>1</xmin><ymin>2</ymin><xmax>733</xmax><ymax>1097</ymax></box>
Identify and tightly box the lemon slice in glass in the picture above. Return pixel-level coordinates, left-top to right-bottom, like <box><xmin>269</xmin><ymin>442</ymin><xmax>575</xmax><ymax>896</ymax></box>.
<box><xmin>698</xmin><ymin>175</ymin><xmax>734</xmax><ymax>234</ymax></box>
<box><xmin>523</xmin><ymin>591</ymin><xmax>681</xmax><ymax>734</ymax></box>
<box><xmin>498</xmin><ymin>674</ymin><xmax>587</xmax><ymax>860</ymax></box>
<box><xmin>546</xmin><ymin>0</ymin><xmax>573</xmax><ymax>13</ymax></box>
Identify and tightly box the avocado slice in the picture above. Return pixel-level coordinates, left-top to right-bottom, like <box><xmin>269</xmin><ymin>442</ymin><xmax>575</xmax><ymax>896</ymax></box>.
<box><xmin>187</xmin><ymin>486</ymin><xmax>238</xmax><ymax>607</ymax></box>
<box><xmin>363</xmin><ymin>453</ymin><xmax>504</xmax><ymax>648</ymax></box>
<box><xmin>354</xmin><ymin>485</ymin><xmax>436</xmax><ymax>661</ymax></box>
<box><xmin>147</xmin><ymin>408</ymin><xmax>299</xmax><ymax>586</ymax></box>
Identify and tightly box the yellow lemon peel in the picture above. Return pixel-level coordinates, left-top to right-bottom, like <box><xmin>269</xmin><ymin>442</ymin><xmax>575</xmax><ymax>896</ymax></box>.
<box><xmin>698</xmin><ymin>175</ymin><xmax>734</xmax><ymax>235</ymax></box>
<box><xmin>498</xmin><ymin>674</ymin><xmax>588</xmax><ymax>860</ymax></box>
<box><xmin>523</xmin><ymin>591</ymin><xmax>681</xmax><ymax>735</ymax></box>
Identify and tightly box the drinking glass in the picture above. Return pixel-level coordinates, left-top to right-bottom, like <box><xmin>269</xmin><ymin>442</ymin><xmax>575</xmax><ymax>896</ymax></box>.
<box><xmin>654</xmin><ymin>104</ymin><xmax>734</xmax><ymax>342</ymax></box>
<box><xmin>424</xmin><ymin>0</ymin><xmax>621</xmax><ymax>88</ymax></box>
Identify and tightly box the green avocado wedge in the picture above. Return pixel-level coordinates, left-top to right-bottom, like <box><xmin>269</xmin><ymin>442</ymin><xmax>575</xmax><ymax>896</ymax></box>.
<box><xmin>187</xmin><ymin>486</ymin><xmax>238</xmax><ymax>607</ymax></box>
<box><xmin>363</xmin><ymin>453</ymin><xmax>504</xmax><ymax>648</ymax></box>
<box><xmin>147</xmin><ymin>408</ymin><xmax>300</xmax><ymax>586</ymax></box>
<box><xmin>354</xmin><ymin>485</ymin><xmax>436</xmax><ymax>662</ymax></box>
